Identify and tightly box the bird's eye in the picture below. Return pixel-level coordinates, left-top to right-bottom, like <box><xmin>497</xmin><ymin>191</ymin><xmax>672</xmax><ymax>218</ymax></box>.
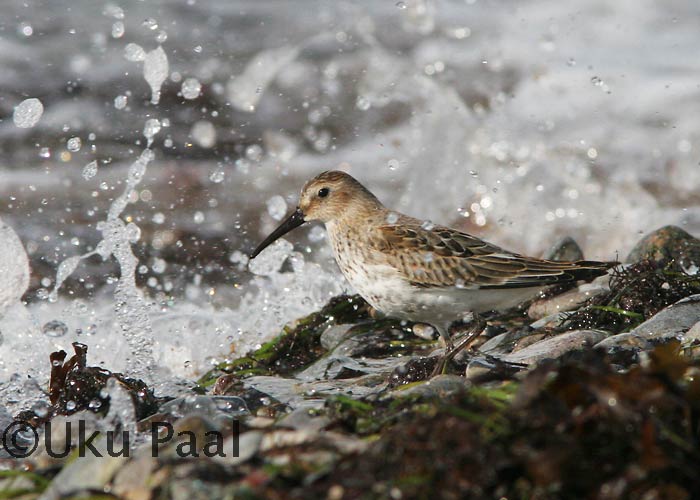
<box><xmin>317</xmin><ymin>187</ymin><xmax>330</xmax><ymax>198</ymax></box>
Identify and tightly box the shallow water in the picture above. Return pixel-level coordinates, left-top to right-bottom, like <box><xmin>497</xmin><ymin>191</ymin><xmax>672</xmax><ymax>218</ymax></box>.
<box><xmin>1</xmin><ymin>0</ymin><xmax>700</xmax><ymax>415</ymax></box>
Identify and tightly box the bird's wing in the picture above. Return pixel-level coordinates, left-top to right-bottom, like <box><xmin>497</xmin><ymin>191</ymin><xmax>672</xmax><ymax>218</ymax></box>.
<box><xmin>372</xmin><ymin>222</ymin><xmax>613</xmax><ymax>289</ymax></box>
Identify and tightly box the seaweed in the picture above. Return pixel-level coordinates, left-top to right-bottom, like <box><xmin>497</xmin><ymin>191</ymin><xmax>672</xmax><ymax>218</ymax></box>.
<box><xmin>15</xmin><ymin>342</ymin><xmax>159</xmax><ymax>424</ymax></box>
<box><xmin>561</xmin><ymin>260</ymin><xmax>700</xmax><ymax>333</ymax></box>
<box><xmin>304</xmin><ymin>343</ymin><xmax>700</xmax><ymax>499</ymax></box>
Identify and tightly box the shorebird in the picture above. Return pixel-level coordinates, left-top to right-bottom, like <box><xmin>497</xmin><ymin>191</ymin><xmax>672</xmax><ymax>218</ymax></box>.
<box><xmin>250</xmin><ymin>171</ymin><xmax>614</xmax><ymax>373</ymax></box>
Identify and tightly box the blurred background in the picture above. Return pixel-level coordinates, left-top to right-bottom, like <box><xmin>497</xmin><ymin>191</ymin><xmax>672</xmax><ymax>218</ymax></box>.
<box><xmin>1</xmin><ymin>0</ymin><xmax>700</xmax><ymax>402</ymax></box>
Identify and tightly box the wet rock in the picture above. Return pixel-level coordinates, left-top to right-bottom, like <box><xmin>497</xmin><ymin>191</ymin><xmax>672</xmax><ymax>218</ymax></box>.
<box><xmin>277</xmin><ymin>407</ymin><xmax>331</xmax><ymax>432</ymax></box>
<box><xmin>478</xmin><ymin>327</ymin><xmax>543</xmax><ymax>355</ymax></box>
<box><xmin>242</xmin><ymin>374</ymin><xmax>387</xmax><ymax>410</ymax></box>
<box><xmin>0</xmin><ymin>471</ymin><xmax>40</xmax><ymax>495</ymax></box>
<box><xmin>528</xmin><ymin>274</ymin><xmax>610</xmax><ymax>319</ymax></box>
<box><xmin>320</xmin><ymin>324</ymin><xmax>355</xmax><ymax>350</ymax></box>
<box><xmin>529</xmin><ymin>312</ymin><xmax>568</xmax><ymax>330</ymax></box>
<box><xmin>596</xmin><ymin>294</ymin><xmax>700</xmax><ymax>350</ymax></box>
<box><xmin>327</xmin><ymin>320</ymin><xmax>431</xmax><ymax>359</ymax></box>
<box><xmin>167</xmin><ymin>475</ymin><xmax>228</xmax><ymax>500</ymax></box>
<box><xmin>626</xmin><ymin>225</ymin><xmax>700</xmax><ymax>272</ymax></box>
<box><xmin>688</xmin><ymin>321</ymin><xmax>700</xmax><ymax>341</ymax></box>
<box><xmin>158</xmin><ymin>395</ymin><xmax>249</xmax><ymax>423</ymax></box>
<box><xmin>463</xmin><ymin>355</ymin><xmax>526</xmax><ymax>382</ymax></box>
<box><xmin>112</xmin><ymin>455</ymin><xmax>157</xmax><ymax>500</ymax></box>
<box><xmin>510</xmin><ymin>333</ymin><xmax>547</xmax><ymax>352</ymax></box>
<box><xmin>544</xmin><ymin>236</ymin><xmax>585</xmax><ymax>262</ymax></box>
<box><xmin>214</xmin><ymin>430</ymin><xmax>263</xmax><ymax>467</ymax></box>
<box><xmin>501</xmin><ymin>329</ymin><xmax>609</xmax><ymax>365</ymax></box>
<box><xmin>153</xmin><ymin>415</ymin><xmax>223</xmax><ymax>460</ymax></box>
<box><xmin>37</xmin><ymin>436</ymin><xmax>128</xmax><ymax>500</ymax></box>
<box><xmin>389</xmin><ymin>374</ymin><xmax>468</xmax><ymax>398</ymax></box>
<box><xmin>297</xmin><ymin>354</ymin><xmax>407</xmax><ymax>382</ymax></box>
<box><xmin>211</xmin><ymin>376</ymin><xmax>286</xmax><ymax>415</ymax></box>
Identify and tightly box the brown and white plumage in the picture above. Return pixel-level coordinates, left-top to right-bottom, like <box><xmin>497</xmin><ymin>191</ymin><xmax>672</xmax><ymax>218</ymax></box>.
<box><xmin>250</xmin><ymin>170</ymin><xmax>615</xmax><ymax>346</ymax></box>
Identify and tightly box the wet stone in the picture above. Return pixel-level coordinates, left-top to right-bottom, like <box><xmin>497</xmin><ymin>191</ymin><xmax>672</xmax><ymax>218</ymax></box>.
<box><xmin>389</xmin><ymin>374</ymin><xmax>468</xmax><ymax>399</ymax></box>
<box><xmin>277</xmin><ymin>407</ymin><xmax>331</xmax><ymax>432</ymax></box>
<box><xmin>501</xmin><ymin>329</ymin><xmax>609</xmax><ymax>365</ymax></box>
<box><xmin>478</xmin><ymin>326</ymin><xmax>542</xmax><ymax>355</ymax></box>
<box><xmin>626</xmin><ymin>225</ymin><xmax>700</xmax><ymax>272</ymax></box>
<box><xmin>596</xmin><ymin>294</ymin><xmax>700</xmax><ymax>350</ymax></box>
<box><xmin>320</xmin><ymin>324</ymin><xmax>355</xmax><ymax>350</ymax></box>
<box><xmin>528</xmin><ymin>274</ymin><xmax>610</xmax><ymax>319</ymax></box>
<box><xmin>544</xmin><ymin>236</ymin><xmax>585</xmax><ymax>262</ymax></box>
<box><xmin>213</xmin><ymin>430</ymin><xmax>263</xmax><ymax>466</ymax></box>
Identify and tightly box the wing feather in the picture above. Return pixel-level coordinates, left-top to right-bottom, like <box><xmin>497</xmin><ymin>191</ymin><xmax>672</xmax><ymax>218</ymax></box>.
<box><xmin>372</xmin><ymin>220</ymin><xmax>614</xmax><ymax>289</ymax></box>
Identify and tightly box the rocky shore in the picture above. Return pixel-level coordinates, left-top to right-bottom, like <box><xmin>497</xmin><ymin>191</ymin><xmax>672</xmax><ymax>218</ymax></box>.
<box><xmin>2</xmin><ymin>226</ymin><xmax>700</xmax><ymax>499</ymax></box>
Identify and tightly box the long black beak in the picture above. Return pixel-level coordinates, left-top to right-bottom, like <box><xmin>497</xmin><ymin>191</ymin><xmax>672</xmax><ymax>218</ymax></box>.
<box><xmin>249</xmin><ymin>207</ymin><xmax>306</xmax><ymax>259</ymax></box>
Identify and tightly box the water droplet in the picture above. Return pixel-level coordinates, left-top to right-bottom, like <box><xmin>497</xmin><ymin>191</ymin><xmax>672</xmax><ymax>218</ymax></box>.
<box><xmin>13</xmin><ymin>98</ymin><xmax>44</xmax><ymax>128</ymax></box>
<box><xmin>18</xmin><ymin>22</ymin><xmax>33</xmax><ymax>37</ymax></box>
<box><xmin>124</xmin><ymin>43</ymin><xmax>146</xmax><ymax>62</ymax></box>
<box><xmin>191</xmin><ymin>120</ymin><xmax>216</xmax><ymax>148</ymax></box>
<box><xmin>111</xmin><ymin>21</ymin><xmax>125</xmax><ymax>38</ymax></box>
<box><xmin>152</xmin><ymin>258</ymin><xmax>167</xmax><ymax>274</ymax></box>
<box><xmin>387</xmin><ymin>158</ymin><xmax>400</xmax><ymax>171</ymax></box>
<box><xmin>181</xmin><ymin>77</ymin><xmax>201</xmax><ymax>99</ymax></box>
<box><xmin>209</xmin><ymin>168</ymin><xmax>225</xmax><ymax>184</ymax></box>
<box><xmin>143</xmin><ymin>119</ymin><xmax>161</xmax><ymax>140</ymax></box>
<box><xmin>114</xmin><ymin>95</ymin><xmax>127</xmax><ymax>109</ymax></box>
<box><xmin>103</xmin><ymin>4</ymin><xmax>124</xmax><ymax>19</ymax></box>
<box><xmin>67</xmin><ymin>137</ymin><xmax>82</xmax><ymax>152</ymax></box>
<box><xmin>143</xmin><ymin>46</ymin><xmax>169</xmax><ymax>104</ymax></box>
<box><xmin>308</xmin><ymin>226</ymin><xmax>326</xmax><ymax>242</ymax></box>
<box><xmin>266</xmin><ymin>195</ymin><xmax>288</xmax><ymax>221</ymax></box>
<box><xmin>142</xmin><ymin>18</ymin><xmax>158</xmax><ymax>30</ymax></box>
<box><xmin>42</xmin><ymin>320</ymin><xmax>68</xmax><ymax>337</ymax></box>
<box><xmin>386</xmin><ymin>212</ymin><xmax>399</xmax><ymax>224</ymax></box>
<box><xmin>356</xmin><ymin>95</ymin><xmax>371</xmax><ymax>111</ymax></box>
<box><xmin>125</xmin><ymin>222</ymin><xmax>141</xmax><ymax>243</ymax></box>
<box><xmin>193</xmin><ymin>211</ymin><xmax>205</xmax><ymax>224</ymax></box>
<box><xmin>245</xmin><ymin>144</ymin><xmax>263</xmax><ymax>161</ymax></box>
<box><xmin>82</xmin><ymin>160</ymin><xmax>98</xmax><ymax>180</ymax></box>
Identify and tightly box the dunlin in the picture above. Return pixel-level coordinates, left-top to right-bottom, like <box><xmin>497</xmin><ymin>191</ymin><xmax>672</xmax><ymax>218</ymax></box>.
<box><xmin>250</xmin><ymin>171</ymin><xmax>614</xmax><ymax>371</ymax></box>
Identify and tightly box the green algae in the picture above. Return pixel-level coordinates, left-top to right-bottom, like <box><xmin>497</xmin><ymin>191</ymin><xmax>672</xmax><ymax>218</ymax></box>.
<box><xmin>197</xmin><ymin>295</ymin><xmax>371</xmax><ymax>387</ymax></box>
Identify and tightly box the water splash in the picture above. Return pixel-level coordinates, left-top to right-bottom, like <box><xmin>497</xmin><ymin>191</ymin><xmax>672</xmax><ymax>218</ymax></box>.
<box><xmin>125</xmin><ymin>43</ymin><xmax>169</xmax><ymax>105</ymax></box>
<box><xmin>227</xmin><ymin>45</ymin><xmax>299</xmax><ymax>112</ymax></box>
<box><xmin>51</xmin><ymin>145</ymin><xmax>158</xmax><ymax>380</ymax></box>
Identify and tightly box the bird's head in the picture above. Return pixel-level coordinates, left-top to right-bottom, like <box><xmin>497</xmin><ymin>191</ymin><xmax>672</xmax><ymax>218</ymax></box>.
<box><xmin>249</xmin><ymin>170</ymin><xmax>381</xmax><ymax>258</ymax></box>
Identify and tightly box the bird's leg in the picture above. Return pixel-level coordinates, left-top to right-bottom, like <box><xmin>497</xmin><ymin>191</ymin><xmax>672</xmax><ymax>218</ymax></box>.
<box><xmin>431</xmin><ymin>314</ymin><xmax>486</xmax><ymax>377</ymax></box>
<box><xmin>436</xmin><ymin>325</ymin><xmax>454</xmax><ymax>351</ymax></box>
